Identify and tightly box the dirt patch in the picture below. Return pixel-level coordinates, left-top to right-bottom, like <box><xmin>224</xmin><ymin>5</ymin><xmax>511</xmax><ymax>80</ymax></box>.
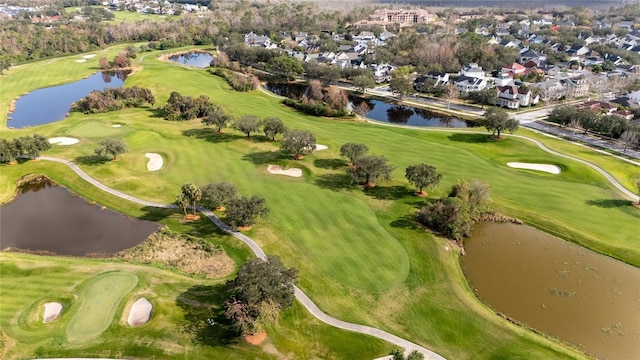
<box><xmin>237</xmin><ymin>225</ymin><xmax>253</xmax><ymax>231</ymax></box>
<box><xmin>415</xmin><ymin>191</ymin><xmax>428</xmax><ymax>197</ymax></box>
<box><xmin>183</xmin><ymin>214</ymin><xmax>200</xmax><ymax>222</ymax></box>
<box><xmin>116</xmin><ymin>229</ymin><xmax>234</xmax><ymax>278</ymax></box>
<box><xmin>245</xmin><ymin>331</ymin><xmax>267</xmax><ymax>345</ymax></box>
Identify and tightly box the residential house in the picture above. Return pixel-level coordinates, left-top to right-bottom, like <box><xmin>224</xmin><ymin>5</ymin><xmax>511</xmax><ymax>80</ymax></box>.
<box><xmin>576</xmin><ymin>100</ymin><xmax>618</xmax><ymax>114</ymax></box>
<box><xmin>566</xmin><ymin>45</ymin><xmax>589</xmax><ymax>61</ymax></box>
<box><xmin>618</xmin><ymin>20</ymin><xmax>635</xmax><ymax>30</ymax></box>
<box><xmin>353</xmin><ymin>31</ymin><xmax>377</xmax><ymax>44</ymax></box>
<box><xmin>475</xmin><ymin>25</ymin><xmax>491</xmax><ymax>36</ymax></box>
<box><xmin>455</xmin><ymin>75</ymin><xmax>487</xmax><ymax>93</ymax></box>
<box><xmin>496</xmin><ymin>85</ymin><xmax>537</xmax><ymax>109</ymax></box>
<box><xmin>533</xmin><ymin>18</ymin><xmax>553</xmax><ymax>26</ymax></box>
<box><xmin>494</xmin><ymin>73</ymin><xmax>514</xmax><ymax>86</ymax></box>
<box><xmin>498</xmin><ymin>38</ymin><xmax>521</xmax><ymax>49</ymax></box>
<box><xmin>370</xmin><ymin>63</ymin><xmax>396</xmax><ymax>83</ymax></box>
<box><xmin>502</xmin><ymin>62</ymin><xmax>527</xmax><ymax>77</ymax></box>
<box><xmin>244</xmin><ymin>32</ymin><xmax>272</xmax><ymax>47</ymax></box>
<box><xmin>425</xmin><ymin>71</ymin><xmax>450</xmax><ymax>85</ymax></box>
<box><xmin>460</xmin><ymin>63</ymin><xmax>486</xmax><ymax>80</ymax></box>
<box><xmin>536</xmin><ymin>80</ymin><xmax>566</xmax><ymax>101</ymax></box>
<box><xmin>561</xmin><ymin>76</ymin><xmax>589</xmax><ymax>98</ymax></box>
<box><xmin>519</xmin><ymin>48</ymin><xmax>546</xmax><ymax>65</ymax></box>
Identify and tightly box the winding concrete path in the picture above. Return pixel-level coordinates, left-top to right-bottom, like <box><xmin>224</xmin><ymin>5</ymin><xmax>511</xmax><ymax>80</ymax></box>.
<box><xmin>37</xmin><ymin>156</ymin><xmax>445</xmax><ymax>360</ymax></box>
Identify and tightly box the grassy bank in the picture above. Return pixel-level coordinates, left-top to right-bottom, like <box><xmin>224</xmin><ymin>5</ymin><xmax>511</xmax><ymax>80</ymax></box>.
<box><xmin>2</xmin><ymin>47</ymin><xmax>638</xmax><ymax>359</ymax></box>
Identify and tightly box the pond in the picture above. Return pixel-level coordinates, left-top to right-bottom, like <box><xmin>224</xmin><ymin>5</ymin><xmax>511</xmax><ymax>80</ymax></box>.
<box><xmin>168</xmin><ymin>51</ymin><xmax>214</xmax><ymax>68</ymax></box>
<box><xmin>0</xmin><ymin>181</ymin><xmax>160</xmax><ymax>256</ymax></box>
<box><xmin>7</xmin><ymin>71</ymin><xmax>127</xmax><ymax>129</ymax></box>
<box><xmin>264</xmin><ymin>82</ymin><xmax>471</xmax><ymax>128</ymax></box>
<box><xmin>462</xmin><ymin>222</ymin><xmax>640</xmax><ymax>359</ymax></box>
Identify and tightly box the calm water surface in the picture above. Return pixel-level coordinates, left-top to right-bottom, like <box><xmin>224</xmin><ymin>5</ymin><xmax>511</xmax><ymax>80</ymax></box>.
<box><xmin>264</xmin><ymin>82</ymin><xmax>470</xmax><ymax>127</ymax></box>
<box><xmin>0</xmin><ymin>183</ymin><xmax>159</xmax><ymax>256</ymax></box>
<box><xmin>463</xmin><ymin>222</ymin><xmax>640</xmax><ymax>359</ymax></box>
<box><xmin>7</xmin><ymin>72</ymin><xmax>126</xmax><ymax>128</ymax></box>
<box><xmin>168</xmin><ymin>52</ymin><xmax>213</xmax><ymax>68</ymax></box>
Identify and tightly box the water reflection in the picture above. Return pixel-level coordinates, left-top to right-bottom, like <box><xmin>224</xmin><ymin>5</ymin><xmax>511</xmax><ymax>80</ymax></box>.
<box><xmin>168</xmin><ymin>51</ymin><xmax>214</xmax><ymax>68</ymax></box>
<box><xmin>1</xmin><ymin>183</ymin><xmax>159</xmax><ymax>256</ymax></box>
<box><xmin>265</xmin><ymin>82</ymin><xmax>470</xmax><ymax>128</ymax></box>
<box><xmin>8</xmin><ymin>71</ymin><xmax>127</xmax><ymax>128</ymax></box>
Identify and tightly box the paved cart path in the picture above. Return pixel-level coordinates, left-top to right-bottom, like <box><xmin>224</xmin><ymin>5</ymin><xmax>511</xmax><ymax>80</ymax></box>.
<box><xmin>38</xmin><ymin>156</ymin><xmax>446</xmax><ymax>359</ymax></box>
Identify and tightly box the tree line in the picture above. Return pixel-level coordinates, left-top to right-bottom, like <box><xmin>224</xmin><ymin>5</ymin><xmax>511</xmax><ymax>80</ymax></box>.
<box><xmin>0</xmin><ymin>134</ymin><xmax>51</xmax><ymax>163</ymax></box>
<box><xmin>547</xmin><ymin>105</ymin><xmax>640</xmax><ymax>149</ymax></box>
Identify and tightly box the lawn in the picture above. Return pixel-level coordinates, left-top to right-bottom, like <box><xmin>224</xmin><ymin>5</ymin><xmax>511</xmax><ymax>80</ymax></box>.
<box><xmin>66</xmin><ymin>272</ymin><xmax>138</xmax><ymax>343</ymax></box>
<box><xmin>0</xmin><ymin>253</ymin><xmax>392</xmax><ymax>359</ymax></box>
<box><xmin>2</xmin><ymin>46</ymin><xmax>638</xmax><ymax>359</ymax></box>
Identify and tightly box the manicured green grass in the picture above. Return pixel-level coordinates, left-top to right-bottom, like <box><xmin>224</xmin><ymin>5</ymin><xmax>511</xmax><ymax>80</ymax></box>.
<box><xmin>0</xmin><ymin>253</ymin><xmax>392</xmax><ymax>359</ymax></box>
<box><xmin>66</xmin><ymin>272</ymin><xmax>138</xmax><ymax>342</ymax></box>
<box><xmin>2</xmin><ymin>46</ymin><xmax>638</xmax><ymax>359</ymax></box>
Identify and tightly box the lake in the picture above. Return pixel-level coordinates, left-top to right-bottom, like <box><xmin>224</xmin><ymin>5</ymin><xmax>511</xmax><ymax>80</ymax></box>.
<box><xmin>0</xmin><ymin>181</ymin><xmax>160</xmax><ymax>256</ymax></box>
<box><xmin>462</xmin><ymin>222</ymin><xmax>640</xmax><ymax>359</ymax></box>
<box><xmin>264</xmin><ymin>82</ymin><xmax>471</xmax><ymax>127</ymax></box>
<box><xmin>7</xmin><ymin>71</ymin><xmax>126</xmax><ymax>128</ymax></box>
<box><xmin>168</xmin><ymin>51</ymin><xmax>214</xmax><ymax>68</ymax></box>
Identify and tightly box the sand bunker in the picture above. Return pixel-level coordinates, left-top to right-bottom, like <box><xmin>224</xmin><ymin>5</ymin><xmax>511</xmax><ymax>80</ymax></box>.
<box><xmin>127</xmin><ymin>298</ymin><xmax>152</xmax><ymax>326</ymax></box>
<box><xmin>43</xmin><ymin>302</ymin><xmax>63</xmax><ymax>323</ymax></box>
<box><xmin>267</xmin><ymin>165</ymin><xmax>302</xmax><ymax>177</ymax></box>
<box><xmin>315</xmin><ymin>144</ymin><xmax>328</xmax><ymax>151</ymax></box>
<box><xmin>83</xmin><ymin>54</ymin><xmax>96</xmax><ymax>59</ymax></box>
<box><xmin>75</xmin><ymin>59</ymin><xmax>87</xmax><ymax>63</ymax></box>
<box><xmin>507</xmin><ymin>162</ymin><xmax>561</xmax><ymax>174</ymax></box>
<box><xmin>145</xmin><ymin>153</ymin><xmax>163</xmax><ymax>171</ymax></box>
<box><xmin>48</xmin><ymin>137</ymin><xmax>79</xmax><ymax>145</ymax></box>
<box><xmin>112</xmin><ymin>124</ymin><xmax>122</xmax><ymax>128</ymax></box>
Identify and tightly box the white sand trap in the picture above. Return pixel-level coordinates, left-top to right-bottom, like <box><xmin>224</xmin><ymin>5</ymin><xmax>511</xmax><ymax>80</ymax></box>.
<box><xmin>83</xmin><ymin>54</ymin><xmax>96</xmax><ymax>59</ymax></box>
<box><xmin>48</xmin><ymin>137</ymin><xmax>79</xmax><ymax>145</ymax></box>
<box><xmin>43</xmin><ymin>302</ymin><xmax>63</xmax><ymax>323</ymax></box>
<box><xmin>507</xmin><ymin>162</ymin><xmax>561</xmax><ymax>174</ymax></box>
<box><xmin>315</xmin><ymin>144</ymin><xmax>328</xmax><ymax>151</ymax></box>
<box><xmin>127</xmin><ymin>298</ymin><xmax>153</xmax><ymax>327</ymax></box>
<box><xmin>112</xmin><ymin>124</ymin><xmax>122</xmax><ymax>128</ymax></box>
<box><xmin>75</xmin><ymin>59</ymin><xmax>87</xmax><ymax>63</ymax></box>
<box><xmin>145</xmin><ymin>153</ymin><xmax>163</xmax><ymax>171</ymax></box>
<box><xmin>267</xmin><ymin>164</ymin><xmax>302</xmax><ymax>177</ymax></box>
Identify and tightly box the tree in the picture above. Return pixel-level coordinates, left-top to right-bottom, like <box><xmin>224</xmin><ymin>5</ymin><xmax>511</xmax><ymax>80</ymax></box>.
<box><xmin>225</xmin><ymin>256</ymin><xmax>298</xmax><ymax>334</ymax></box>
<box><xmin>94</xmin><ymin>138</ymin><xmax>127</xmax><ymax>160</ymax></box>
<box><xmin>353</xmin><ymin>101</ymin><xmax>371</xmax><ymax>120</ymax></box>
<box><xmin>405</xmin><ymin>163</ymin><xmax>442</xmax><ymax>195</ymax></box>
<box><xmin>620</xmin><ymin>129</ymin><xmax>638</xmax><ymax>154</ymax></box>
<box><xmin>483</xmin><ymin>108</ymin><xmax>518</xmax><ymax>138</ymax></box>
<box><xmin>347</xmin><ymin>154</ymin><xmax>394</xmax><ymax>188</ymax></box>
<box><xmin>308</xmin><ymin>79</ymin><xmax>324</xmax><ymax>102</ymax></box>
<box><xmin>175</xmin><ymin>193</ymin><xmax>189</xmax><ymax>216</ymax></box>
<box><xmin>180</xmin><ymin>183</ymin><xmax>202</xmax><ymax>217</ymax></box>
<box><xmin>233</xmin><ymin>114</ymin><xmax>262</xmax><ymax>138</ymax></box>
<box><xmin>352</xmin><ymin>74</ymin><xmax>376</xmax><ymax>93</ymax></box>
<box><xmin>266</xmin><ymin>56</ymin><xmax>304</xmax><ymax>80</ymax></box>
<box><xmin>262</xmin><ymin>117</ymin><xmax>287</xmax><ymax>141</ymax></box>
<box><xmin>389</xmin><ymin>70</ymin><xmax>415</xmax><ymax>99</ymax></box>
<box><xmin>449</xmin><ymin>179</ymin><xmax>491</xmax><ymax>216</ymax></box>
<box><xmin>445</xmin><ymin>83</ymin><xmax>459</xmax><ymax>109</ymax></box>
<box><xmin>0</xmin><ymin>139</ymin><xmax>18</xmax><ymax>163</ymax></box>
<box><xmin>200</xmin><ymin>182</ymin><xmax>237</xmax><ymax>210</ymax></box>
<box><xmin>389</xmin><ymin>349</ymin><xmax>424</xmax><ymax>360</ymax></box>
<box><xmin>202</xmin><ymin>105</ymin><xmax>232</xmax><ymax>132</ymax></box>
<box><xmin>339</xmin><ymin>142</ymin><xmax>369</xmax><ymax>165</ymax></box>
<box><xmin>225</xmin><ymin>195</ymin><xmax>270</xmax><ymax>229</ymax></box>
<box><xmin>227</xmin><ymin>256</ymin><xmax>297</xmax><ymax>310</ymax></box>
<box><xmin>280</xmin><ymin>129</ymin><xmax>316</xmax><ymax>159</ymax></box>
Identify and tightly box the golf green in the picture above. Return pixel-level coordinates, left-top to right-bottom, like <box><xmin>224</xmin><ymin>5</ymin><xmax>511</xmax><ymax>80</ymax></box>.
<box><xmin>66</xmin><ymin>271</ymin><xmax>138</xmax><ymax>342</ymax></box>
